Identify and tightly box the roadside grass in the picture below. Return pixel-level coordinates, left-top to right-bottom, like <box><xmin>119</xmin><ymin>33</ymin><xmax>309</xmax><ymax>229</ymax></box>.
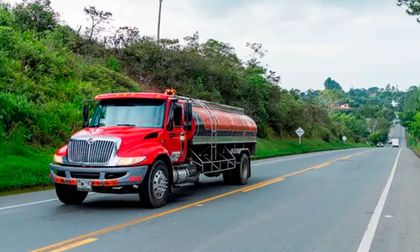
<box><xmin>255</xmin><ymin>137</ymin><xmax>369</xmax><ymax>159</ymax></box>
<box><xmin>407</xmin><ymin>133</ymin><xmax>420</xmax><ymax>157</ymax></box>
<box><xmin>0</xmin><ymin>143</ymin><xmax>53</xmax><ymax>193</ymax></box>
<box><xmin>0</xmin><ymin>138</ymin><xmax>369</xmax><ymax>195</ymax></box>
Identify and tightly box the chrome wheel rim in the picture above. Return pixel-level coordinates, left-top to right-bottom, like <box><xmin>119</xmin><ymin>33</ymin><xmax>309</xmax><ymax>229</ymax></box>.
<box><xmin>152</xmin><ymin>170</ymin><xmax>168</xmax><ymax>199</ymax></box>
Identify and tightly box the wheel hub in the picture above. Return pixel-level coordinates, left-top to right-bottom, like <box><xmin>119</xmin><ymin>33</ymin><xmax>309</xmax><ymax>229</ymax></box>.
<box><xmin>152</xmin><ymin>170</ymin><xmax>168</xmax><ymax>199</ymax></box>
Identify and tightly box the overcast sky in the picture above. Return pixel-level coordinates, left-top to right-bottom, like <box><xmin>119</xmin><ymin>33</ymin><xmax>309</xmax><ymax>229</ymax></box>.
<box><xmin>4</xmin><ymin>0</ymin><xmax>420</xmax><ymax>91</ymax></box>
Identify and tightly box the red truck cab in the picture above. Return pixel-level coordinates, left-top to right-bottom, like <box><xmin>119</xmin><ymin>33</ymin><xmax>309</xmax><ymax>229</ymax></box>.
<box><xmin>50</xmin><ymin>90</ymin><xmax>257</xmax><ymax>208</ymax></box>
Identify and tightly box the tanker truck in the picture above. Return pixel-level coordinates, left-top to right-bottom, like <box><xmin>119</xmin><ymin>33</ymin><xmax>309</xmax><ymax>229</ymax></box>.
<box><xmin>50</xmin><ymin>89</ymin><xmax>257</xmax><ymax>208</ymax></box>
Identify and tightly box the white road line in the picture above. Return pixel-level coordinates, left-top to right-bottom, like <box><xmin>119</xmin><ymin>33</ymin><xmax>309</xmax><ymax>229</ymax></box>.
<box><xmin>0</xmin><ymin>193</ymin><xmax>98</xmax><ymax>212</ymax></box>
<box><xmin>0</xmin><ymin>198</ymin><xmax>57</xmax><ymax>211</ymax></box>
<box><xmin>357</xmin><ymin>148</ymin><xmax>402</xmax><ymax>252</ymax></box>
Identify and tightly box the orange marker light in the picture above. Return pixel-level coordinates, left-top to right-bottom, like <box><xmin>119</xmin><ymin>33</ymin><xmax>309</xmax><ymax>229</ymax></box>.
<box><xmin>54</xmin><ymin>177</ymin><xmax>65</xmax><ymax>184</ymax></box>
<box><xmin>68</xmin><ymin>179</ymin><xmax>77</xmax><ymax>185</ymax></box>
<box><xmin>164</xmin><ymin>88</ymin><xmax>177</xmax><ymax>96</ymax></box>
<box><xmin>104</xmin><ymin>180</ymin><xmax>119</xmax><ymax>187</ymax></box>
<box><xmin>128</xmin><ymin>176</ymin><xmax>143</xmax><ymax>182</ymax></box>
<box><xmin>92</xmin><ymin>180</ymin><xmax>101</xmax><ymax>186</ymax></box>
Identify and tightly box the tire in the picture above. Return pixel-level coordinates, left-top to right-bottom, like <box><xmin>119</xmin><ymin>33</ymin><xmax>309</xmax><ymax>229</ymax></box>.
<box><xmin>139</xmin><ymin>160</ymin><xmax>170</xmax><ymax>208</ymax></box>
<box><xmin>231</xmin><ymin>153</ymin><xmax>250</xmax><ymax>185</ymax></box>
<box><xmin>55</xmin><ymin>184</ymin><xmax>88</xmax><ymax>205</ymax></box>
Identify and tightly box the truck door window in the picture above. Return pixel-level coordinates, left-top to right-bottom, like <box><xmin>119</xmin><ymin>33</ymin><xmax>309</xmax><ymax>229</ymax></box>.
<box><xmin>173</xmin><ymin>104</ymin><xmax>183</xmax><ymax>127</ymax></box>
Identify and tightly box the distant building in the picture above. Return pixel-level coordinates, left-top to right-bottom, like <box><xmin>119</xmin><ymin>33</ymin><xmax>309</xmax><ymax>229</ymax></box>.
<box><xmin>336</xmin><ymin>103</ymin><xmax>352</xmax><ymax>110</ymax></box>
<box><xmin>391</xmin><ymin>100</ymin><xmax>399</xmax><ymax>107</ymax></box>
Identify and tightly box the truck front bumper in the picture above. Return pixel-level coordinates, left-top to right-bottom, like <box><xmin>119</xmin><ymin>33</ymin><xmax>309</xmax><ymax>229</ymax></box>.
<box><xmin>49</xmin><ymin>163</ymin><xmax>148</xmax><ymax>187</ymax></box>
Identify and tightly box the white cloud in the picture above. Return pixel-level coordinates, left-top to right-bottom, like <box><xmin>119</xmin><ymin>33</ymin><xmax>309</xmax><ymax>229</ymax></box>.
<box><xmin>3</xmin><ymin>0</ymin><xmax>420</xmax><ymax>91</ymax></box>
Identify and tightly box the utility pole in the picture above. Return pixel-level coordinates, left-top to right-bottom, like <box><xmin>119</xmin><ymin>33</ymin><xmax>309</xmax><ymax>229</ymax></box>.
<box><xmin>157</xmin><ymin>0</ymin><xmax>163</xmax><ymax>44</ymax></box>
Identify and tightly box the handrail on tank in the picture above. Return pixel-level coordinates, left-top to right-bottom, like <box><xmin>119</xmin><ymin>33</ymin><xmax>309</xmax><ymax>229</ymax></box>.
<box><xmin>173</xmin><ymin>95</ymin><xmax>245</xmax><ymax>114</ymax></box>
<box><xmin>191</xmin><ymin>98</ymin><xmax>218</xmax><ymax>161</ymax></box>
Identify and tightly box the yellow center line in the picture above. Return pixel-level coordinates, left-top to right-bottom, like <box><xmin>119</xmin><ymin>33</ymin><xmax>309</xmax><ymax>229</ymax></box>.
<box><xmin>49</xmin><ymin>238</ymin><xmax>97</xmax><ymax>252</ymax></box>
<box><xmin>282</xmin><ymin>167</ymin><xmax>313</xmax><ymax>178</ymax></box>
<box><xmin>32</xmin><ymin>149</ymin><xmax>371</xmax><ymax>252</ymax></box>
<box><xmin>241</xmin><ymin>177</ymin><xmax>285</xmax><ymax>192</ymax></box>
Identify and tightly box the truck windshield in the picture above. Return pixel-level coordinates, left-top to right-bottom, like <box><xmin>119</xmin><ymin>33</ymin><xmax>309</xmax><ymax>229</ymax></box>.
<box><xmin>89</xmin><ymin>99</ymin><xmax>166</xmax><ymax>128</ymax></box>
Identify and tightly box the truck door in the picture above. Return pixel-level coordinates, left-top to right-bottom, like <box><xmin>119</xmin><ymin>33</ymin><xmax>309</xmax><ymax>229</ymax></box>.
<box><xmin>165</xmin><ymin>101</ymin><xmax>185</xmax><ymax>164</ymax></box>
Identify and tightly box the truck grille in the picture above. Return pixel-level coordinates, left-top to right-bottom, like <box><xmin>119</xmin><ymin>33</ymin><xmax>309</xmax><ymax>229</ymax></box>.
<box><xmin>68</xmin><ymin>139</ymin><xmax>116</xmax><ymax>165</ymax></box>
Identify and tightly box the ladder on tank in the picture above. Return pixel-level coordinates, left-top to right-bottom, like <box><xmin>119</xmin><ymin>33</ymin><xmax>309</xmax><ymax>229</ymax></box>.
<box><xmin>193</xmin><ymin>99</ymin><xmax>218</xmax><ymax>161</ymax></box>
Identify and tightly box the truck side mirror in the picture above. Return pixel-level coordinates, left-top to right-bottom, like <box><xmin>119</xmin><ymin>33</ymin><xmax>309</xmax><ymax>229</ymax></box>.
<box><xmin>184</xmin><ymin>101</ymin><xmax>193</xmax><ymax>131</ymax></box>
<box><xmin>82</xmin><ymin>104</ymin><xmax>90</xmax><ymax>128</ymax></box>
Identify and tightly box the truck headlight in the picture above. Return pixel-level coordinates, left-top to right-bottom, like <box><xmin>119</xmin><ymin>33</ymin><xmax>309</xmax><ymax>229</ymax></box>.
<box><xmin>53</xmin><ymin>154</ymin><xmax>64</xmax><ymax>164</ymax></box>
<box><xmin>117</xmin><ymin>156</ymin><xmax>146</xmax><ymax>166</ymax></box>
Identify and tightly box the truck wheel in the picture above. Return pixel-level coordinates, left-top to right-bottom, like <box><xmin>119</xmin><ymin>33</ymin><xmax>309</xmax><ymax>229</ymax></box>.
<box><xmin>140</xmin><ymin>160</ymin><xmax>170</xmax><ymax>208</ymax></box>
<box><xmin>55</xmin><ymin>184</ymin><xmax>88</xmax><ymax>205</ymax></box>
<box><xmin>231</xmin><ymin>153</ymin><xmax>250</xmax><ymax>185</ymax></box>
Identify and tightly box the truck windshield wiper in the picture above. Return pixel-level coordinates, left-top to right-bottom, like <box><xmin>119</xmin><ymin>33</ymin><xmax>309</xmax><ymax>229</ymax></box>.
<box><xmin>116</xmin><ymin>124</ymin><xmax>136</xmax><ymax>127</ymax></box>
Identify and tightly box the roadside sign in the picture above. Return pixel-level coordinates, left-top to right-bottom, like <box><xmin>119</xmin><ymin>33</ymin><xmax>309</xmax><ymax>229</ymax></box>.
<box><xmin>342</xmin><ymin>135</ymin><xmax>347</xmax><ymax>142</ymax></box>
<box><xmin>295</xmin><ymin>127</ymin><xmax>305</xmax><ymax>144</ymax></box>
<box><xmin>295</xmin><ymin>127</ymin><xmax>305</xmax><ymax>137</ymax></box>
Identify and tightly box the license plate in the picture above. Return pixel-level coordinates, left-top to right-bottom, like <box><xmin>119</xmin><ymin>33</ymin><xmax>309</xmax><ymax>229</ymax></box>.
<box><xmin>77</xmin><ymin>180</ymin><xmax>92</xmax><ymax>192</ymax></box>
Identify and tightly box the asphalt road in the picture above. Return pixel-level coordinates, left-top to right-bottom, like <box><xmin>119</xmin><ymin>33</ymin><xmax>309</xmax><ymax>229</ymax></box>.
<box><xmin>1</xmin><ymin>124</ymin><xmax>419</xmax><ymax>252</ymax></box>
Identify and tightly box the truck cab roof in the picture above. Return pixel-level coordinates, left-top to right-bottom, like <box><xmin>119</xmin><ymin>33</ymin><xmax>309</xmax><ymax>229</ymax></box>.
<box><xmin>95</xmin><ymin>92</ymin><xmax>171</xmax><ymax>101</ymax></box>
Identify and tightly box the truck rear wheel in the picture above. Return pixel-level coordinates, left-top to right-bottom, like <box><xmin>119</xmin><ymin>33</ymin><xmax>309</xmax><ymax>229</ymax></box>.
<box><xmin>230</xmin><ymin>153</ymin><xmax>250</xmax><ymax>185</ymax></box>
<box><xmin>140</xmin><ymin>160</ymin><xmax>170</xmax><ymax>208</ymax></box>
<box><xmin>55</xmin><ymin>184</ymin><xmax>88</xmax><ymax>205</ymax></box>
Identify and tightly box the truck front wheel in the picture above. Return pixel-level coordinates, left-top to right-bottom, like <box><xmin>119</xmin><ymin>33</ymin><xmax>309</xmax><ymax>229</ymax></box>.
<box><xmin>55</xmin><ymin>184</ymin><xmax>88</xmax><ymax>205</ymax></box>
<box><xmin>140</xmin><ymin>160</ymin><xmax>170</xmax><ymax>208</ymax></box>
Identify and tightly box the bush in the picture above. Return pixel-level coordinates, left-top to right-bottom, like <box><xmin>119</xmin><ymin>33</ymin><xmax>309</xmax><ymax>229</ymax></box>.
<box><xmin>319</xmin><ymin>127</ymin><xmax>331</xmax><ymax>142</ymax></box>
<box><xmin>0</xmin><ymin>93</ymin><xmax>37</xmax><ymax>136</ymax></box>
<box><xmin>0</xmin><ymin>4</ymin><xmax>14</xmax><ymax>27</ymax></box>
<box><xmin>409</xmin><ymin>112</ymin><xmax>420</xmax><ymax>144</ymax></box>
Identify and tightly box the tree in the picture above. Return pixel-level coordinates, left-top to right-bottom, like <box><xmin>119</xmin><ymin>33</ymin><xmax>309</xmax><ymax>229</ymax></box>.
<box><xmin>0</xmin><ymin>4</ymin><xmax>14</xmax><ymax>27</ymax></box>
<box><xmin>83</xmin><ymin>6</ymin><xmax>112</xmax><ymax>42</ymax></box>
<box><xmin>400</xmin><ymin>87</ymin><xmax>420</xmax><ymax>138</ymax></box>
<box><xmin>397</xmin><ymin>0</ymin><xmax>420</xmax><ymax>22</ymax></box>
<box><xmin>246</xmin><ymin>42</ymin><xmax>267</xmax><ymax>67</ymax></box>
<box><xmin>107</xmin><ymin>26</ymin><xmax>140</xmax><ymax>48</ymax></box>
<box><xmin>183</xmin><ymin>31</ymin><xmax>200</xmax><ymax>50</ymax></box>
<box><xmin>12</xmin><ymin>0</ymin><xmax>57</xmax><ymax>33</ymax></box>
<box><xmin>200</xmin><ymin>39</ymin><xmax>235</xmax><ymax>59</ymax></box>
<box><xmin>409</xmin><ymin>112</ymin><xmax>420</xmax><ymax>144</ymax></box>
<box><xmin>324</xmin><ymin>77</ymin><xmax>343</xmax><ymax>91</ymax></box>
<box><xmin>368</xmin><ymin>87</ymin><xmax>379</xmax><ymax>95</ymax></box>
<box><xmin>316</xmin><ymin>89</ymin><xmax>345</xmax><ymax>115</ymax></box>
